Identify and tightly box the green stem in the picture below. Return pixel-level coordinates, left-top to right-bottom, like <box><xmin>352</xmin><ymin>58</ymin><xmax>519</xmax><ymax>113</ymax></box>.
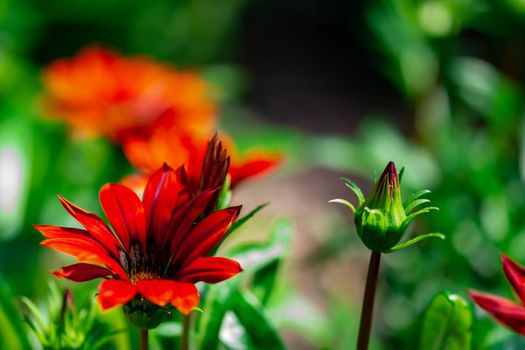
<box><xmin>181</xmin><ymin>313</ymin><xmax>191</xmax><ymax>350</ymax></box>
<box><xmin>356</xmin><ymin>251</ymin><xmax>381</xmax><ymax>350</ymax></box>
<box><xmin>140</xmin><ymin>328</ymin><xmax>148</xmax><ymax>350</ymax></box>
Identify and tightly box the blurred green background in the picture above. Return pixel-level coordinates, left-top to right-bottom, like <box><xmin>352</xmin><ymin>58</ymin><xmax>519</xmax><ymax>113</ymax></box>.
<box><xmin>2</xmin><ymin>0</ymin><xmax>525</xmax><ymax>349</ymax></box>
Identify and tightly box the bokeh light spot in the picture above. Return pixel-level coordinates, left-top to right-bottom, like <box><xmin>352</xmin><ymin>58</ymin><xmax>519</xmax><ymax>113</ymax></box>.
<box><xmin>0</xmin><ymin>146</ymin><xmax>24</xmax><ymax>213</ymax></box>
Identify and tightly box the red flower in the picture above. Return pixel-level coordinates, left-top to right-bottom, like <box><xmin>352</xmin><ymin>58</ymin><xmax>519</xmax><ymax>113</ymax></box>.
<box><xmin>35</xmin><ymin>163</ymin><xmax>242</xmax><ymax>319</ymax></box>
<box><xmin>469</xmin><ymin>254</ymin><xmax>525</xmax><ymax>335</ymax></box>
<box><xmin>41</xmin><ymin>46</ymin><xmax>215</xmax><ymax>141</ymax></box>
<box><xmin>122</xmin><ymin>110</ymin><xmax>281</xmax><ymax>189</ymax></box>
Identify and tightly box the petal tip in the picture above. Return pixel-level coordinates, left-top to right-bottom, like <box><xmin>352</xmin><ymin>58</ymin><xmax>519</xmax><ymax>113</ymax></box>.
<box><xmin>229</xmin><ymin>205</ymin><xmax>242</xmax><ymax>215</ymax></box>
<box><xmin>162</xmin><ymin>162</ymin><xmax>173</xmax><ymax>171</ymax></box>
<box><xmin>500</xmin><ymin>253</ymin><xmax>511</xmax><ymax>264</ymax></box>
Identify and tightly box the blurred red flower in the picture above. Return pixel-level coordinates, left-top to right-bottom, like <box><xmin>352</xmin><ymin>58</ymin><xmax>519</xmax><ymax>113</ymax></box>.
<box><xmin>469</xmin><ymin>254</ymin><xmax>525</xmax><ymax>335</ymax></box>
<box><xmin>122</xmin><ymin>109</ymin><xmax>281</xmax><ymax>190</ymax></box>
<box><xmin>42</xmin><ymin>46</ymin><xmax>215</xmax><ymax>141</ymax></box>
<box><xmin>34</xmin><ymin>139</ymin><xmax>242</xmax><ymax>315</ymax></box>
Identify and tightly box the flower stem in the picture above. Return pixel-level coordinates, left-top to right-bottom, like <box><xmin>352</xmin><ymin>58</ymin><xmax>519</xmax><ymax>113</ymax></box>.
<box><xmin>356</xmin><ymin>251</ymin><xmax>381</xmax><ymax>350</ymax></box>
<box><xmin>181</xmin><ymin>313</ymin><xmax>191</xmax><ymax>350</ymax></box>
<box><xmin>140</xmin><ymin>328</ymin><xmax>148</xmax><ymax>350</ymax></box>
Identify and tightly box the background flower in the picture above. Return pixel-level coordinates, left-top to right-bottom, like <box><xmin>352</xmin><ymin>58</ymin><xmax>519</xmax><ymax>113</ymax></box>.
<box><xmin>122</xmin><ymin>109</ymin><xmax>281</xmax><ymax>190</ymax></box>
<box><xmin>41</xmin><ymin>46</ymin><xmax>215</xmax><ymax>141</ymax></box>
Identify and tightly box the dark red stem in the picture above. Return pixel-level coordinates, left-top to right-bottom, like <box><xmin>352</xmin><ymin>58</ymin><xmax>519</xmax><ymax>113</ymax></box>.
<box><xmin>140</xmin><ymin>328</ymin><xmax>148</xmax><ymax>350</ymax></box>
<box><xmin>356</xmin><ymin>251</ymin><xmax>381</xmax><ymax>350</ymax></box>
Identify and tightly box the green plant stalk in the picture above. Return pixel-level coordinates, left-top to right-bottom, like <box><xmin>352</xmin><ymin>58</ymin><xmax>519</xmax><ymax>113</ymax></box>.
<box><xmin>181</xmin><ymin>314</ymin><xmax>191</xmax><ymax>350</ymax></box>
<box><xmin>356</xmin><ymin>251</ymin><xmax>381</xmax><ymax>350</ymax></box>
<box><xmin>140</xmin><ymin>329</ymin><xmax>148</xmax><ymax>350</ymax></box>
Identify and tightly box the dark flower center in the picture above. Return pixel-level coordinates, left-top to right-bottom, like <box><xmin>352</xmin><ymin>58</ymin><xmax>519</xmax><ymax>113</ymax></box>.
<box><xmin>120</xmin><ymin>242</ymin><xmax>172</xmax><ymax>284</ymax></box>
<box><xmin>129</xmin><ymin>271</ymin><xmax>159</xmax><ymax>284</ymax></box>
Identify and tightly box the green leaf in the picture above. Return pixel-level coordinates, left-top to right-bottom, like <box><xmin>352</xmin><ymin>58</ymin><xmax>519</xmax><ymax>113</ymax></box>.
<box><xmin>197</xmin><ymin>219</ymin><xmax>293</xmax><ymax>350</ymax></box>
<box><xmin>386</xmin><ymin>233</ymin><xmax>445</xmax><ymax>253</ymax></box>
<box><xmin>251</xmin><ymin>219</ymin><xmax>293</xmax><ymax>305</ymax></box>
<box><xmin>402</xmin><ymin>206</ymin><xmax>439</xmax><ymax>231</ymax></box>
<box><xmin>21</xmin><ymin>297</ymin><xmax>48</xmax><ymax>334</ymax></box>
<box><xmin>403</xmin><ymin>189</ymin><xmax>431</xmax><ymax>209</ymax></box>
<box><xmin>404</xmin><ymin>198</ymin><xmax>431</xmax><ymax>214</ymax></box>
<box><xmin>208</xmin><ymin>203</ymin><xmax>269</xmax><ymax>257</ymax></box>
<box><xmin>230</xmin><ymin>203</ymin><xmax>269</xmax><ymax>235</ymax></box>
<box><xmin>0</xmin><ymin>279</ymin><xmax>31</xmax><ymax>350</ymax></box>
<box><xmin>227</xmin><ymin>291</ymin><xmax>285</xmax><ymax>350</ymax></box>
<box><xmin>228</xmin><ymin>219</ymin><xmax>293</xmax><ymax>275</ymax></box>
<box><xmin>419</xmin><ymin>292</ymin><xmax>472</xmax><ymax>350</ymax></box>
<box><xmin>398</xmin><ymin>166</ymin><xmax>405</xmax><ymax>183</ymax></box>
<box><xmin>196</xmin><ymin>280</ymin><xmax>237</xmax><ymax>350</ymax></box>
<box><xmin>341</xmin><ymin>177</ymin><xmax>365</xmax><ymax>205</ymax></box>
<box><xmin>216</xmin><ymin>175</ymin><xmax>232</xmax><ymax>210</ymax></box>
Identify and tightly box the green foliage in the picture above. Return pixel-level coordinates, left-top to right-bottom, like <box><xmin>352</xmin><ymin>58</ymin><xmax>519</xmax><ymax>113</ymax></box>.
<box><xmin>22</xmin><ymin>282</ymin><xmax>120</xmax><ymax>350</ymax></box>
<box><xmin>0</xmin><ymin>277</ymin><xmax>31</xmax><ymax>350</ymax></box>
<box><xmin>196</xmin><ymin>219</ymin><xmax>292</xmax><ymax>350</ymax></box>
<box><xmin>419</xmin><ymin>292</ymin><xmax>472</xmax><ymax>350</ymax></box>
<box><xmin>225</xmin><ymin>290</ymin><xmax>285</xmax><ymax>350</ymax></box>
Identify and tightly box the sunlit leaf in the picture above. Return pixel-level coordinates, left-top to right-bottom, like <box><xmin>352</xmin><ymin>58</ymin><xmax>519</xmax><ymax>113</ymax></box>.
<box><xmin>251</xmin><ymin>219</ymin><xmax>293</xmax><ymax>305</ymax></box>
<box><xmin>225</xmin><ymin>290</ymin><xmax>285</xmax><ymax>350</ymax></box>
<box><xmin>419</xmin><ymin>292</ymin><xmax>472</xmax><ymax>350</ymax></box>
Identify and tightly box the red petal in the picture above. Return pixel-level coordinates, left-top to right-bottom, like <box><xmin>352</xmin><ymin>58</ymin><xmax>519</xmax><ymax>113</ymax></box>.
<box><xmin>99</xmin><ymin>184</ymin><xmax>146</xmax><ymax>250</ymax></box>
<box><xmin>165</xmin><ymin>189</ymin><xmax>216</xmax><ymax>254</ymax></box>
<box><xmin>40</xmin><ymin>237</ymin><xmax>127</xmax><ymax>279</ymax></box>
<box><xmin>142</xmin><ymin>164</ymin><xmax>187</xmax><ymax>248</ymax></box>
<box><xmin>34</xmin><ymin>224</ymin><xmax>90</xmax><ymax>239</ymax></box>
<box><xmin>175</xmin><ymin>206</ymin><xmax>241</xmax><ymax>267</ymax></box>
<box><xmin>172</xmin><ymin>283</ymin><xmax>199</xmax><ymax>315</ymax></box>
<box><xmin>35</xmin><ymin>225</ymin><xmax>120</xmax><ymax>264</ymax></box>
<box><xmin>229</xmin><ymin>152</ymin><xmax>281</xmax><ymax>188</ymax></box>
<box><xmin>135</xmin><ymin>279</ymin><xmax>176</xmax><ymax>307</ymax></box>
<box><xmin>58</xmin><ymin>194</ymin><xmax>121</xmax><ymax>257</ymax></box>
<box><xmin>136</xmin><ymin>279</ymin><xmax>199</xmax><ymax>314</ymax></box>
<box><xmin>97</xmin><ymin>280</ymin><xmax>137</xmax><ymax>311</ymax></box>
<box><xmin>501</xmin><ymin>254</ymin><xmax>525</xmax><ymax>304</ymax></box>
<box><xmin>469</xmin><ymin>289</ymin><xmax>525</xmax><ymax>335</ymax></box>
<box><xmin>35</xmin><ymin>225</ymin><xmax>123</xmax><ymax>277</ymax></box>
<box><xmin>53</xmin><ymin>263</ymin><xmax>114</xmax><ymax>282</ymax></box>
<box><xmin>177</xmin><ymin>257</ymin><xmax>242</xmax><ymax>283</ymax></box>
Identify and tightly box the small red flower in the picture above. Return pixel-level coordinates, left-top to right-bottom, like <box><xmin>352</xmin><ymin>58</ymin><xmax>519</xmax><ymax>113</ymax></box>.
<box><xmin>41</xmin><ymin>46</ymin><xmax>215</xmax><ymax>141</ymax></box>
<box><xmin>469</xmin><ymin>254</ymin><xmax>525</xmax><ymax>335</ymax></box>
<box><xmin>122</xmin><ymin>110</ymin><xmax>281</xmax><ymax>189</ymax></box>
<box><xmin>35</xmin><ymin>162</ymin><xmax>242</xmax><ymax>318</ymax></box>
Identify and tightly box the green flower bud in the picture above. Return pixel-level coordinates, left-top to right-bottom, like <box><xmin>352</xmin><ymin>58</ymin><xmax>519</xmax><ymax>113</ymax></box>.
<box><xmin>355</xmin><ymin>162</ymin><xmax>406</xmax><ymax>251</ymax></box>
<box><xmin>330</xmin><ymin>161</ymin><xmax>443</xmax><ymax>253</ymax></box>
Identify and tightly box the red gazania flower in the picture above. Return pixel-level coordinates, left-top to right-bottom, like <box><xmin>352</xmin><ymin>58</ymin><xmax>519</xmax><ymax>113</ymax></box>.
<box><xmin>469</xmin><ymin>254</ymin><xmax>525</xmax><ymax>335</ymax></box>
<box><xmin>42</xmin><ymin>46</ymin><xmax>215</xmax><ymax>141</ymax></box>
<box><xmin>122</xmin><ymin>110</ymin><xmax>281</xmax><ymax>189</ymax></box>
<box><xmin>34</xmin><ymin>164</ymin><xmax>242</xmax><ymax>319</ymax></box>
